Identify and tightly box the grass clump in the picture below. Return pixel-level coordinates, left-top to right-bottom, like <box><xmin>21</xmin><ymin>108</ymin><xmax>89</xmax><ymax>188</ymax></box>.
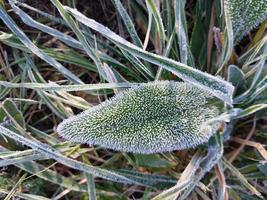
<box><xmin>0</xmin><ymin>0</ymin><xmax>266</xmax><ymax>199</ymax></box>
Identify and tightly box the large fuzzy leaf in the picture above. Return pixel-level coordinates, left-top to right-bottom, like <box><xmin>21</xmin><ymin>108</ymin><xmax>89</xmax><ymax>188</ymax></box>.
<box><xmin>57</xmin><ymin>81</ymin><xmax>221</xmax><ymax>154</ymax></box>
<box><xmin>225</xmin><ymin>0</ymin><xmax>267</xmax><ymax>42</ymax></box>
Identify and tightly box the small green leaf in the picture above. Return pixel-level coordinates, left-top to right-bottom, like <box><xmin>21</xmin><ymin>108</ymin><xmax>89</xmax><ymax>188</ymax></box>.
<box><xmin>58</xmin><ymin>81</ymin><xmax>221</xmax><ymax>154</ymax></box>
<box><xmin>133</xmin><ymin>154</ymin><xmax>175</xmax><ymax>169</ymax></box>
<box><xmin>228</xmin><ymin>65</ymin><xmax>247</xmax><ymax>95</ymax></box>
<box><xmin>225</xmin><ymin>0</ymin><xmax>267</xmax><ymax>42</ymax></box>
<box><xmin>0</xmin><ymin>99</ymin><xmax>25</xmax><ymax>129</ymax></box>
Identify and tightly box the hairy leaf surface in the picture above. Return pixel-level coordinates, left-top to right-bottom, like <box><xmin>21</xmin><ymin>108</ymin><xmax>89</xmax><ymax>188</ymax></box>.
<box><xmin>225</xmin><ymin>0</ymin><xmax>267</xmax><ymax>42</ymax></box>
<box><xmin>57</xmin><ymin>82</ymin><xmax>221</xmax><ymax>154</ymax></box>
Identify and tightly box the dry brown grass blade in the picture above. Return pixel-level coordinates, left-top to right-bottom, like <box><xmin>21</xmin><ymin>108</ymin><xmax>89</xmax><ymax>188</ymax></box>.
<box><xmin>214</xmin><ymin>163</ymin><xmax>228</xmax><ymax>200</ymax></box>
<box><xmin>52</xmin><ymin>178</ymin><xmax>87</xmax><ymax>200</ymax></box>
<box><xmin>228</xmin><ymin>119</ymin><xmax>257</xmax><ymax>163</ymax></box>
<box><xmin>208</xmin><ymin>119</ymin><xmax>258</xmax><ymax>187</ymax></box>
<box><xmin>230</xmin><ymin>137</ymin><xmax>267</xmax><ymax>161</ymax></box>
<box><xmin>207</xmin><ymin>2</ymin><xmax>215</xmax><ymax>73</ymax></box>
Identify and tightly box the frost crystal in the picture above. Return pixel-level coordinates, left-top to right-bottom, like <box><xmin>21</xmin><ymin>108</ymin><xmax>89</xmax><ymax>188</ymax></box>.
<box><xmin>57</xmin><ymin>81</ymin><xmax>220</xmax><ymax>154</ymax></box>
<box><xmin>225</xmin><ymin>0</ymin><xmax>267</xmax><ymax>42</ymax></box>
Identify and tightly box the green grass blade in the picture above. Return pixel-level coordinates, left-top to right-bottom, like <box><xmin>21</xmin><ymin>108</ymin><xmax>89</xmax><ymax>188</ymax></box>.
<box><xmin>0</xmin><ymin>32</ymin><xmax>138</xmax><ymax>79</ymax></box>
<box><xmin>0</xmin><ymin>6</ymin><xmax>83</xmax><ymax>84</ymax></box>
<box><xmin>49</xmin><ymin>0</ymin><xmax>109</xmax><ymax>82</ymax></box>
<box><xmin>0</xmin><ymin>149</ymin><xmax>36</xmax><ymax>159</ymax></box>
<box><xmin>0</xmin><ymin>153</ymin><xmax>45</xmax><ymax>167</ymax></box>
<box><xmin>86</xmin><ymin>174</ymin><xmax>97</xmax><ymax>200</ymax></box>
<box><xmin>146</xmin><ymin>0</ymin><xmax>166</xmax><ymax>51</ymax></box>
<box><xmin>234</xmin><ymin>57</ymin><xmax>266</xmax><ymax>103</ymax></box>
<box><xmin>217</xmin><ymin>2</ymin><xmax>234</xmax><ymax>74</ymax></box>
<box><xmin>0</xmin><ymin>188</ymin><xmax>51</xmax><ymax>200</ymax></box>
<box><xmin>112</xmin><ymin>0</ymin><xmax>143</xmax><ymax>47</ymax></box>
<box><xmin>223</xmin><ymin>158</ymin><xmax>262</xmax><ymax>198</ymax></box>
<box><xmin>143</xmin><ymin>0</ymin><xmax>153</xmax><ymax>50</ymax></box>
<box><xmin>162</xmin><ymin>0</ymin><xmax>173</xmax><ymax>38</ymax></box>
<box><xmin>114</xmin><ymin>169</ymin><xmax>176</xmax><ymax>189</ymax></box>
<box><xmin>0</xmin><ymin>99</ymin><xmax>25</xmax><ymax>129</ymax></box>
<box><xmin>65</xmin><ymin>6</ymin><xmax>235</xmax><ymax>104</ymax></box>
<box><xmin>0</xmin><ymin>81</ymin><xmax>137</xmax><ymax>92</ymax></box>
<box><xmin>234</xmin><ymin>104</ymin><xmax>267</xmax><ymax>119</ymax></box>
<box><xmin>9</xmin><ymin>1</ymin><xmax>81</xmax><ymax>49</ymax></box>
<box><xmin>174</xmin><ymin>0</ymin><xmax>194</xmax><ymax>66</ymax></box>
<box><xmin>15</xmin><ymin>0</ymin><xmax>66</xmax><ymax>25</ymax></box>
<box><xmin>0</xmin><ymin>125</ymin><xmax>141</xmax><ymax>185</ymax></box>
<box><xmin>0</xmin><ymin>147</ymin><xmax>88</xmax><ymax>192</ymax></box>
<box><xmin>10</xmin><ymin>1</ymin><xmax>135</xmax><ymax>77</ymax></box>
<box><xmin>15</xmin><ymin>161</ymin><xmax>87</xmax><ymax>192</ymax></box>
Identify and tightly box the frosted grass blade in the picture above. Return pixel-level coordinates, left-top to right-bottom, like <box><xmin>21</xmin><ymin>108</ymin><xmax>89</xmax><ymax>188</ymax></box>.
<box><xmin>234</xmin><ymin>104</ymin><xmax>267</xmax><ymax>119</ymax></box>
<box><xmin>114</xmin><ymin>169</ymin><xmax>176</xmax><ymax>188</ymax></box>
<box><xmin>0</xmin><ymin>188</ymin><xmax>51</xmax><ymax>200</ymax></box>
<box><xmin>0</xmin><ymin>6</ymin><xmax>83</xmax><ymax>84</ymax></box>
<box><xmin>0</xmin><ymin>81</ymin><xmax>137</xmax><ymax>92</ymax></box>
<box><xmin>223</xmin><ymin>158</ymin><xmax>262</xmax><ymax>198</ymax></box>
<box><xmin>86</xmin><ymin>174</ymin><xmax>97</xmax><ymax>200</ymax></box>
<box><xmin>0</xmin><ymin>154</ymin><xmax>45</xmax><ymax>167</ymax></box>
<box><xmin>146</xmin><ymin>0</ymin><xmax>166</xmax><ymax>51</ymax></box>
<box><xmin>217</xmin><ymin>2</ymin><xmax>234</xmax><ymax>72</ymax></box>
<box><xmin>0</xmin><ymin>125</ymin><xmax>141</xmax><ymax>184</ymax></box>
<box><xmin>49</xmin><ymin>0</ymin><xmax>109</xmax><ymax>82</ymax></box>
<box><xmin>0</xmin><ymin>147</ymin><xmax>87</xmax><ymax>192</ymax></box>
<box><xmin>65</xmin><ymin>7</ymin><xmax>234</xmax><ymax>104</ymax></box>
<box><xmin>174</xmin><ymin>0</ymin><xmax>194</xmax><ymax>65</ymax></box>
<box><xmin>112</xmin><ymin>0</ymin><xmax>143</xmax><ymax>47</ymax></box>
<box><xmin>9</xmin><ymin>1</ymin><xmax>81</xmax><ymax>49</ymax></box>
<box><xmin>16</xmin><ymin>161</ymin><xmax>87</xmax><ymax>192</ymax></box>
<box><xmin>15</xmin><ymin>0</ymin><xmax>66</xmax><ymax>25</ymax></box>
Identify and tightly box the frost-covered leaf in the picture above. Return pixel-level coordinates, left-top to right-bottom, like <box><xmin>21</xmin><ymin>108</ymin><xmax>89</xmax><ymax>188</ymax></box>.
<box><xmin>225</xmin><ymin>0</ymin><xmax>267</xmax><ymax>42</ymax></box>
<box><xmin>57</xmin><ymin>81</ymin><xmax>221</xmax><ymax>154</ymax></box>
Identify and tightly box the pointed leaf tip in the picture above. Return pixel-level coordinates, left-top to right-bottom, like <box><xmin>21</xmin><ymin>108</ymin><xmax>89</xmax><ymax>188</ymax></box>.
<box><xmin>57</xmin><ymin>81</ymin><xmax>221</xmax><ymax>154</ymax></box>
